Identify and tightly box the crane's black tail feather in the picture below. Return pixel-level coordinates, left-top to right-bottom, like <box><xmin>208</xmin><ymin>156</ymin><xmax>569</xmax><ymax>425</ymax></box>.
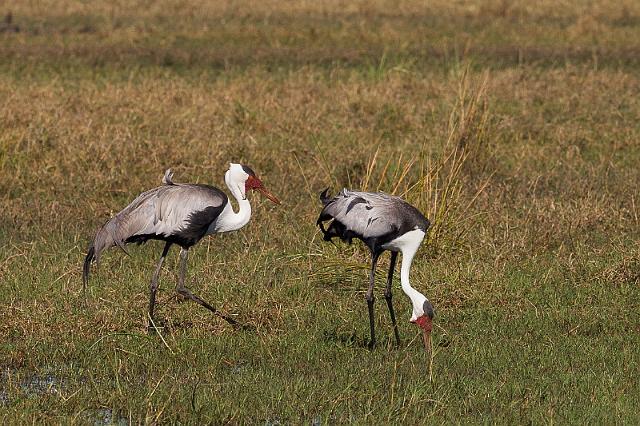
<box><xmin>83</xmin><ymin>246</ymin><xmax>95</xmax><ymax>292</ymax></box>
<box><xmin>319</xmin><ymin>188</ymin><xmax>332</xmax><ymax>205</ymax></box>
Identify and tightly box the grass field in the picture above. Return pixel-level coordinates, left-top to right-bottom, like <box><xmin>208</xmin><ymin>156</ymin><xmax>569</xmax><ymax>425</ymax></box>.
<box><xmin>1</xmin><ymin>0</ymin><xmax>639</xmax><ymax>423</ymax></box>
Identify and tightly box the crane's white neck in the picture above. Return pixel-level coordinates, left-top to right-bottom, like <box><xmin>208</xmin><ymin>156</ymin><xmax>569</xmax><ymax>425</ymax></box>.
<box><xmin>209</xmin><ymin>174</ymin><xmax>252</xmax><ymax>233</ymax></box>
<box><xmin>385</xmin><ymin>229</ymin><xmax>428</xmax><ymax>321</ymax></box>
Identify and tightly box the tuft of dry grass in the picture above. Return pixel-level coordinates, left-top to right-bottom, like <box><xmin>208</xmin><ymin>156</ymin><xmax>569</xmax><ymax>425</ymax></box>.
<box><xmin>355</xmin><ymin>67</ymin><xmax>494</xmax><ymax>256</ymax></box>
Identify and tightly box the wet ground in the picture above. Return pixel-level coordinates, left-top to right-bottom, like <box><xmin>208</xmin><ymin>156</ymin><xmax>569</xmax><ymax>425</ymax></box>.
<box><xmin>0</xmin><ymin>367</ymin><xmax>129</xmax><ymax>425</ymax></box>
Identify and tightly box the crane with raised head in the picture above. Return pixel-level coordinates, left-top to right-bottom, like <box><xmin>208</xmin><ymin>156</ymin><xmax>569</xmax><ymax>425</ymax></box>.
<box><xmin>83</xmin><ymin>163</ymin><xmax>280</xmax><ymax>328</ymax></box>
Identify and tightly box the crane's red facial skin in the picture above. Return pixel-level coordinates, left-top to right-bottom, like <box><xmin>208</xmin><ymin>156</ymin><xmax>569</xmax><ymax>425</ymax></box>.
<box><xmin>413</xmin><ymin>315</ymin><xmax>432</xmax><ymax>333</ymax></box>
<box><xmin>412</xmin><ymin>315</ymin><xmax>433</xmax><ymax>353</ymax></box>
<box><xmin>245</xmin><ymin>176</ymin><xmax>281</xmax><ymax>204</ymax></box>
<box><xmin>245</xmin><ymin>175</ymin><xmax>261</xmax><ymax>191</ymax></box>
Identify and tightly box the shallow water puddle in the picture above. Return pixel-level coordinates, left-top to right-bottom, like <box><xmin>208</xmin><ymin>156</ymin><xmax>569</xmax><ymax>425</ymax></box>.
<box><xmin>0</xmin><ymin>366</ymin><xmax>62</xmax><ymax>404</ymax></box>
<box><xmin>87</xmin><ymin>408</ymin><xmax>128</xmax><ymax>426</ymax></box>
<box><xmin>1</xmin><ymin>367</ymin><xmax>128</xmax><ymax>424</ymax></box>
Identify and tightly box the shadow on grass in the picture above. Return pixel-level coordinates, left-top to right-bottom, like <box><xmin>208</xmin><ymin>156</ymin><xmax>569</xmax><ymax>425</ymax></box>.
<box><xmin>322</xmin><ymin>329</ymin><xmax>377</xmax><ymax>349</ymax></box>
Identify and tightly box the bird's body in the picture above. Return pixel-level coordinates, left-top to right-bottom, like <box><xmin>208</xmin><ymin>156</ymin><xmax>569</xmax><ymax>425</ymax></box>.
<box><xmin>318</xmin><ymin>189</ymin><xmax>429</xmax><ymax>251</ymax></box>
<box><xmin>83</xmin><ymin>164</ymin><xmax>279</xmax><ymax>327</ymax></box>
<box><xmin>317</xmin><ymin>188</ymin><xmax>434</xmax><ymax>351</ymax></box>
<box><xmin>84</xmin><ymin>169</ymin><xmax>248</xmax><ymax>264</ymax></box>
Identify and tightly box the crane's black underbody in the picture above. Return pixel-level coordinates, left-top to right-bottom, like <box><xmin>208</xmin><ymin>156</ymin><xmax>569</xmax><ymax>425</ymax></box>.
<box><xmin>125</xmin><ymin>204</ymin><xmax>225</xmax><ymax>249</ymax></box>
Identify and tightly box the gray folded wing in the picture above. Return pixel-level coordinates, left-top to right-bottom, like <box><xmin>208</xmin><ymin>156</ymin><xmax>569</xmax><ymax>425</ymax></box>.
<box><xmin>89</xmin><ymin>183</ymin><xmax>227</xmax><ymax>263</ymax></box>
<box><xmin>320</xmin><ymin>189</ymin><xmax>409</xmax><ymax>239</ymax></box>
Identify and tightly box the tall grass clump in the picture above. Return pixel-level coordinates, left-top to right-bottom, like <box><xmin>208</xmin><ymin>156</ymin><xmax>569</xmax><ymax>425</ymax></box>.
<box><xmin>361</xmin><ymin>68</ymin><xmax>494</xmax><ymax>256</ymax></box>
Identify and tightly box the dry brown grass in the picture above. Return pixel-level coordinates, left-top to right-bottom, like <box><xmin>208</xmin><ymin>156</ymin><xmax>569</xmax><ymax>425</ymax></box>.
<box><xmin>3</xmin><ymin>0</ymin><xmax>640</xmax><ymax>73</ymax></box>
<box><xmin>3</xmin><ymin>64</ymin><xmax>637</xmax><ymax>254</ymax></box>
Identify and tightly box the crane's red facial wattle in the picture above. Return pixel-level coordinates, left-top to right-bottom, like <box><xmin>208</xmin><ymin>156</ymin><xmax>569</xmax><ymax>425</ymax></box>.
<box><xmin>245</xmin><ymin>176</ymin><xmax>281</xmax><ymax>204</ymax></box>
<box><xmin>413</xmin><ymin>314</ymin><xmax>432</xmax><ymax>332</ymax></box>
<box><xmin>411</xmin><ymin>314</ymin><xmax>433</xmax><ymax>353</ymax></box>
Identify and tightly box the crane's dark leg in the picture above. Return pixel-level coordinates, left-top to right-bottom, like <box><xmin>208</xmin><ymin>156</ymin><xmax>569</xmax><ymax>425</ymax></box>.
<box><xmin>175</xmin><ymin>248</ymin><xmax>243</xmax><ymax>328</ymax></box>
<box><xmin>366</xmin><ymin>252</ymin><xmax>380</xmax><ymax>349</ymax></box>
<box><xmin>384</xmin><ymin>252</ymin><xmax>401</xmax><ymax>346</ymax></box>
<box><xmin>149</xmin><ymin>242</ymin><xmax>172</xmax><ymax>326</ymax></box>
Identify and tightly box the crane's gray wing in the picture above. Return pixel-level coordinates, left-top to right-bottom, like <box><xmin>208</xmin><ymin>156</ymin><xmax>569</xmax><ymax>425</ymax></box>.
<box><xmin>317</xmin><ymin>188</ymin><xmax>430</xmax><ymax>246</ymax></box>
<box><xmin>317</xmin><ymin>189</ymin><xmax>402</xmax><ymax>240</ymax></box>
<box><xmin>88</xmin><ymin>183</ymin><xmax>227</xmax><ymax>263</ymax></box>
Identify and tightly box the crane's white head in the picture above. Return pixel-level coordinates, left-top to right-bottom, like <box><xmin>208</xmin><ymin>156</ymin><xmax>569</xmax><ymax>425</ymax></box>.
<box><xmin>225</xmin><ymin>163</ymin><xmax>280</xmax><ymax>204</ymax></box>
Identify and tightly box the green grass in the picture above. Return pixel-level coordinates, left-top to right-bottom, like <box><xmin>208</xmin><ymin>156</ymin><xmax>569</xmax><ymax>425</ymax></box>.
<box><xmin>1</xmin><ymin>0</ymin><xmax>640</xmax><ymax>423</ymax></box>
<box><xmin>2</xmin><ymin>241</ymin><xmax>638</xmax><ymax>423</ymax></box>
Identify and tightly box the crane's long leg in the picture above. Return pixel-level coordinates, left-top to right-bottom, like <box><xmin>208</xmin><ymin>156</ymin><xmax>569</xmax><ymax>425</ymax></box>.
<box><xmin>366</xmin><ymin>252</ymin><xmax>380</xmax><ymax>349</ymax></box>
<box><xmin>384</xmin><ymin>251</ymin><xmax>401</xmax><ymax>346</ymax></box>
<box><xmin>149</xmin><ymin>242</ymin><xmax>172</xmax><ymax>324</ymax></box>
<box><xmin>175</xmin><ymin>248</ymin><xmax>243</xmax><ymax>328</ymax></box>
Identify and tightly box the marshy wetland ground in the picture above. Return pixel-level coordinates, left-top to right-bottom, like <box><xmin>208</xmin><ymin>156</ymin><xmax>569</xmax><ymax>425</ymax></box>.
<box><xmin>1</xmin><ymin>0</ymin><xmax>639</xmax><ymax>423</ymax></box>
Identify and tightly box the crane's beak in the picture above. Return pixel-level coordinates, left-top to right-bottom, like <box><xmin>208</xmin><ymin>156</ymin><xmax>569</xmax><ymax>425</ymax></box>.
<box><xmin>255</xmin><ymin>184</ymin><xmax>281</xmax><ymax>204</ymax></box>
<box><xmin>413</xmin><ymin>315</ymin><xmax>433</xmax><ymax>354</ymax></box>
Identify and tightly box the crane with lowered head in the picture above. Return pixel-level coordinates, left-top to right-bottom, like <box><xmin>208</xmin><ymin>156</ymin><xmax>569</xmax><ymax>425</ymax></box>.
<box><xmin>317</xmin><ymin>188</ymin><xmax>434</xmax><ymax>352</ymax></box>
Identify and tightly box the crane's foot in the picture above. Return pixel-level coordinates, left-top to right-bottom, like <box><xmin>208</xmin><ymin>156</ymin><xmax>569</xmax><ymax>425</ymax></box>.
<box><xmin>234</xmin><ymin>322</ymin><xmax>255</xmax><ymax>332</ymax></box>
<box><xmin>176</xmin><ymin>285</ymin><xmax>254</xmax><ymax>331</ymax></box>
<box><xmin>173</xmin><ymin>293</ymin><xmax>189</xmax><ymax>303</ymax></box>
<box><xmin>147</xmin><ymin>317</ymin><xmax>167</xmax><ymax>335</ymax></box>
